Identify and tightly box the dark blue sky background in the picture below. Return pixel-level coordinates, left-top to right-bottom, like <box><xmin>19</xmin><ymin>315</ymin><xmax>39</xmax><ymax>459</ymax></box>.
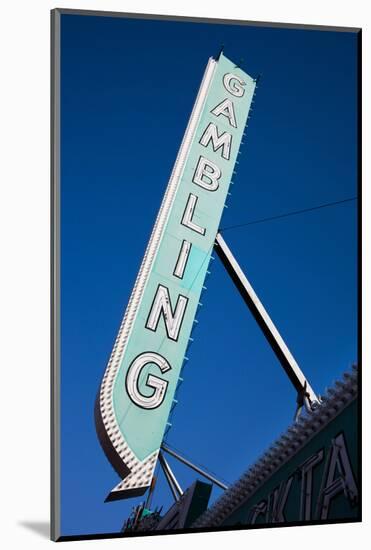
<box><xmin>60</xmin><ymin>13</ymin><xmax>358</xmax><ymax>536</ymax></box>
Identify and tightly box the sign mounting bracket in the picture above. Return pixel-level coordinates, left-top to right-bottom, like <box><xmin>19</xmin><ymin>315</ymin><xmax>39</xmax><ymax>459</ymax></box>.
<box><xmin>158</xmin><ymin>451</ymin><xmax>183</xmax><ymax>502</ymax></box>
<box><xmin>214</xmin><ymin>232</ymin><xmax>320</xmax><ymax>411</ymax></box>
<box><xmin>161</xmin><ymin>443</ymin><xmax>229</xmax><ymax>490</ymax></box>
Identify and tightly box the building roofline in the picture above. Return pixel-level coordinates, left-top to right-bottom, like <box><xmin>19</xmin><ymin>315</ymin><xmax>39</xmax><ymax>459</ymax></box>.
<box><xmin>192</xmin><ymin>365</ymin><xmax>358</xmax><ymax>528</ymax></box>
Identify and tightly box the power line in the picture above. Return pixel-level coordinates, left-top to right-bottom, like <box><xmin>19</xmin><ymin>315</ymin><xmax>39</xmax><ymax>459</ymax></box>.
<box><xmin>220</xmin><ymin>196</ymin><xmax>357</xmax><ymax>232</ymax></box>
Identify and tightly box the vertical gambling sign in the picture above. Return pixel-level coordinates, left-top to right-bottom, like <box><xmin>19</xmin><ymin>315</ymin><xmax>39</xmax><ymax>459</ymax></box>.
<box><xmin>95</xmin><ymin>53</ymin><xmax>256</xmax><ymax>501</ymax></box>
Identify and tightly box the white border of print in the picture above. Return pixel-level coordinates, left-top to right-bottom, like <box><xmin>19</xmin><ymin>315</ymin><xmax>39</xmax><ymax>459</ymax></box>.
<box><xmin>0</xmin><ymin>1</ymin><xmax>368</xmax><ymax>549</ymax></box>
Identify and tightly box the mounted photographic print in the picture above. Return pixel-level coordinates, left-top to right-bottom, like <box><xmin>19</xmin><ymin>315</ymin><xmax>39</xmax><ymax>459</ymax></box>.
<box><xmin>51</xmin><ymin>8</ymin><xmax>361</xmax><ymax>542</ymax></box>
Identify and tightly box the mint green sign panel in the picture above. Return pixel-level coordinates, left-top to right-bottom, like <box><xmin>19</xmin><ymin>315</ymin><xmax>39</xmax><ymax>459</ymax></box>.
<box><xmin>95</xmin><ymin>53</ymin><xmax>256</xmax><ymax>501</ymax></box>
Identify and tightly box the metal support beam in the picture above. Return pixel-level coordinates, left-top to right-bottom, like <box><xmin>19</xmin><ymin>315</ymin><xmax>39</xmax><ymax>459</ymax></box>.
<box><xmin>214</xmin><ymin>232</ymin><xmax>319</xmax><ymax>409</ymax></box>
<box><xmin>161</xmin><ymin>443</ymin><xmax>229</xmax><ymax>490</ymax></box>
<box><xmin>158</xmin><ymin>451</ymin><xmax>183</xmax><ymax>502</ymax></box>
<box><xmin>144</xmin><ymin>474</ymin><xmax>157</xmax><ymax>511</ymax></box>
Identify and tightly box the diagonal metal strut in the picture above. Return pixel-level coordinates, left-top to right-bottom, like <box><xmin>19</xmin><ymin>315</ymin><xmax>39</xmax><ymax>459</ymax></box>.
<box><xmin>161</xmin><ymin>443</ymin><xmax>229</xmax><ymax>490</ymax></box>
<box><xmin>158</xmin><ymin>451</ymin><xmax>183</xmax><ymax>502</ymax></box>
<box><xmin>214</xmin><ymin>232</ymin><xmax>319</xmax><ymax>409</ymax></box>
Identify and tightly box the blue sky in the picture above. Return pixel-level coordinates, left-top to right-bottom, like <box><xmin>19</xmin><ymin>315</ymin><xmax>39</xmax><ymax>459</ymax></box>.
<box><xmin>60</xmin><ymin>13</ymin><xmax>358</xmax><ymax>536</ymax></box>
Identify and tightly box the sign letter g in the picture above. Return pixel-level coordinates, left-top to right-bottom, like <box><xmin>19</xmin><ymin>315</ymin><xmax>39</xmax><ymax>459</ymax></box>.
<box><xmin>125</xmin><ymin>352</ymin><xmax>172</xmax><ymax>409</ymax></box>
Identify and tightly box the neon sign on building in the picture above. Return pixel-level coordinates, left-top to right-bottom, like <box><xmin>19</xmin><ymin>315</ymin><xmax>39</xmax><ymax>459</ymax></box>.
<box><xmin>95</xmin><ymin>53</ymin><xmax>256</xmax><ymax>501</ymax></box>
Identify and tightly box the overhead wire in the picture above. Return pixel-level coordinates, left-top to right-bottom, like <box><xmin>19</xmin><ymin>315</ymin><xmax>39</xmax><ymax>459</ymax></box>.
<box><xmin>220</xmin><ymin>196</ymin><xmax>357</xmax><ymax>232</ymax></box>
